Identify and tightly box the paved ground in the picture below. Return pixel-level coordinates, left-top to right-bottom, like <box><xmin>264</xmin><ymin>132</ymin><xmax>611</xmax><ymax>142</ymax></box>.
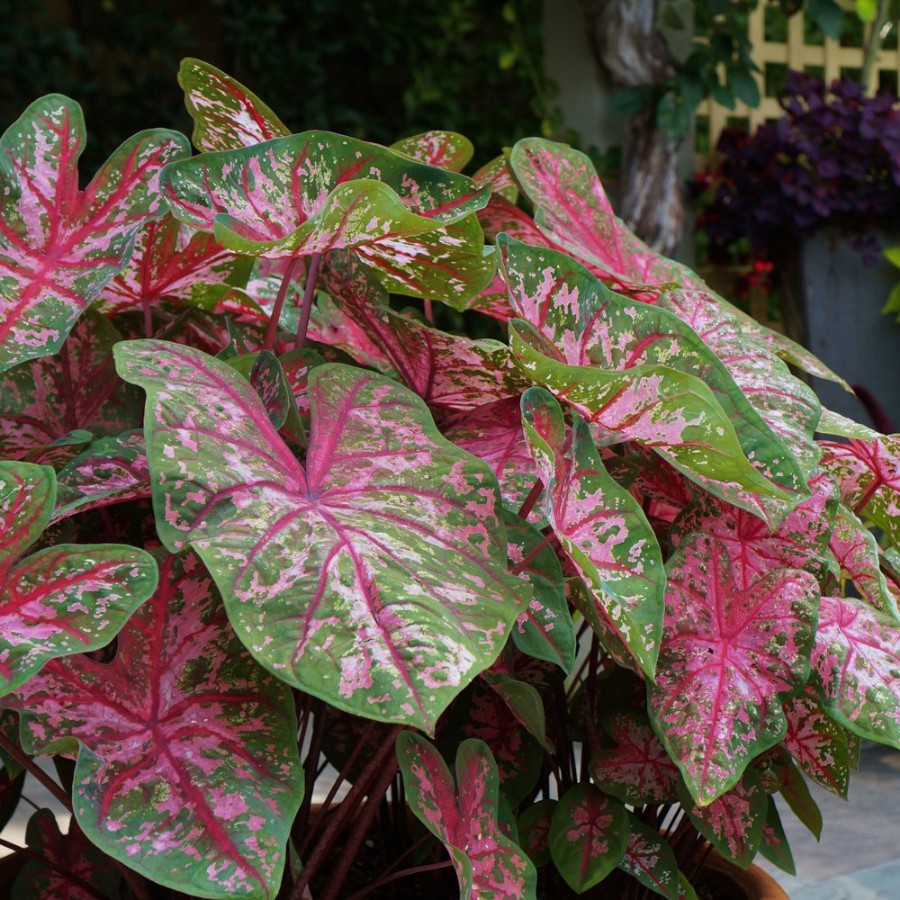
<box><xmin>4</xmin><ymin>745</ymin><xmax>899</xmax><ymax>897</ymax></box>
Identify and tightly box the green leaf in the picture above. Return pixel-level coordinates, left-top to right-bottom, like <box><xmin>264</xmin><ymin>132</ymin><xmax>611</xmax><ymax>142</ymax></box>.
<box><xmin>759</xmin><ymin>797</ymin><xmax>796</xmax><ymax>876</ymax></box>
<box><xmin>727</xmin><ymin>66</ymin><xmax>761</xmax><ymax>107</ymax></box>
<box><xmin>856</xmin><ymin>0</ymin><xmax>879</xmax><ymax>22</ymax></box>
<box><xmin>808</xmin><ymin>0</ymin><xmax>849</xmax><ymax>38</ymax></box>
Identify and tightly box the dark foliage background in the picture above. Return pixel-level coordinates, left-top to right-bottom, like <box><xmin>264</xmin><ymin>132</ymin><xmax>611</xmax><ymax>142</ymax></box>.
<box><xmin>0</xmin><ymin>0</ymin><xmax>549</xmax><ymax>171</ymax></box>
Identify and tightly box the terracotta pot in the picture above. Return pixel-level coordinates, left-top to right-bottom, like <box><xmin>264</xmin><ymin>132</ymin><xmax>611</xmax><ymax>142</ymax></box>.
<box><xmin>700</xmin><ymin>852</ymin><xmax>789</xmax><ymax>900</ymax></box>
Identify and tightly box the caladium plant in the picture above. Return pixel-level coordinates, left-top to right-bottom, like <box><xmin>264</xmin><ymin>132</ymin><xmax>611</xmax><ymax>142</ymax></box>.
<box><xmin>1</xmin><ymin>58</ymin><xmax>900</xmax><ymax>900</ymax></box>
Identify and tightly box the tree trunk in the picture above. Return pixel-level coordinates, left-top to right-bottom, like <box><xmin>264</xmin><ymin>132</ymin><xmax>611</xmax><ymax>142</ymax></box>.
<box><xmin>580</xmin><ymin>0</ymin><xmax>685</xmax><ymax>256</ymax></box>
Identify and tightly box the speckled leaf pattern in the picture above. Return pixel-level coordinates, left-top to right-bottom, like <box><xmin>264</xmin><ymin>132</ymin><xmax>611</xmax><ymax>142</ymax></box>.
<box><xmin>0</xmin><ymin>94</ymin><xmax>188</xmax><ymax>372</ymax></box>
<box><xmin>759</xmin><ymin>797</ymin><xmax>796</xmax><ymax>875</ymax></box>
<box><xmin>473</xmin><ymin>154</ymin><xmax>519</xmax><ymax>203</ymax></box>
<box><xmin>829</xmin><ymin>503</ymin><xmax>899</xmax><ymax>617</ymax></box>
<box><xmin>812</xmin><ymin>594</ymin><xmax>900</xmax><ymax>747</ymax></box>
<box><xmin>500</xmin><ymin>237</ymin><xmax>801</xmax><ymax>516</ymax></box>
<box><xmin>178</xmin><ymin>58</ymin><xmax>289</xmax><ymax>152</ymax></box>
<box><xmin>671</xmin><ymin>473</ymin><xmax>836</xmax><ymax>590</ymax></box>
<box><xmin>681</xmin><ymin>770</ymin><xmax>766</xmax><ymax>867</ymax></box>
<box><xmin>549</xmin><ymin>783</ymin><xmax>629</xmax><ymax>893</ymax></box>
<box><xmin>517</xmin><ymin>799</ymin><xmax>555</xmax><ymax>868</ymax></box>
<box><xmin>444</xmin><ymin>400</ymin><xmax>538</xmax><ymax>511</ymax></box>
<box><xmin>100</xmin><ymin>214</ymin><xmax>242</xmax><ymax>315</ymax></box>
<box><xmin>821</xmin><ymin>436</ymin><xmax>900</xmax><ymax>548</ymax></box>
<box><xmin>323</xmin><ymin>253</ymin><xmax>525</xmax><ymax>412</ymax></box>
<box><xmin>649</xmin><ymin>535</ymin><xmax>819</xmax><ymax>805</ymax></box>
<box><xmin>782</xmin><ymin>692</ymin><xmax>852</xmax><ymax>797</ymax></box>
<box><xmin>0</xmin><ymin>460</ymin><xmax>157</xmax><ymax>695</ymax></box>
<box><xmin>11</xmin><ymin>808</ymin><xmax>121</xmax><ymax>900</ymax></box>
<box><xmin>521</xmin><ymin>388</ymin><xmax>665</xmax><ymax>678</ymax></box>
<box><xmin>390</xmin><ymin>131</ymin><xmax>474</xmax><ymax>171</ymax></box>
<box><xmin>590</xmin><ymin>711</ymin><xmax>679</xmax><ymax>805</ymax></box>
<box><xmin>0</xmin><ymin>310</ymin><xmax>140</xmax><ymax>460</ymax></box>
<box><xmin>115</xmin><ymin>340</ymin><xmax>528</xmax><ymax>732</ymax></box>
<box><xmin>397</xmin><ymin>733</ymin><xmax>538</xmax><ymax>899</ymax></box>
<box><xmin>307</xmin><ymin>293</ymin><xmax>394</xmax><ymax>371</ymax></box>
<box><xmin>52</xmin><ymin>431</ymin><xmax>150</xmax><ymax>522</ymax></box>
<box><xmin>8</xmin><ymin>550</ymin><xmax>302</xmax><ymax>899</ymax></box>
<box><xmin>618</xmin><ymin>815</ymin><xmax>679</xmax><ymax>900</ymax></box>
<box><xmin>503</xmin><ymin>511</ymin><xmax>576</xmax><ymax>672</ymax></box>
<box><xmin>161</xmin><ymin>132</ymin><xmax>490</xmax><ymax>262</ymax></box>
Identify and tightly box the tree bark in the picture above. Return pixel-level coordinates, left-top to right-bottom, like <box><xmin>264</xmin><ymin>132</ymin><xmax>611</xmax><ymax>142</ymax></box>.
<box><xmin>580</xmin><ymin>0</ymin><xmax>685</xmax><ymax>255</ymax></box>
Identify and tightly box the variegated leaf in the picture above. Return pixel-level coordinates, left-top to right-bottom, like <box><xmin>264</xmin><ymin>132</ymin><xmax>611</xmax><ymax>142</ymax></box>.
<box><xmin>649</xmin><ymin>535</ymin><xmax>819</xmax><ymax>805</ymax></box>
<box><xmin>115</xmin><ymin>340</ymin><xmax>528</xmax><ymax>732</ymax></box>
<box><xmin>517</xmin><ymin>799</ymin><xmax>556</xmax><ymax>868</ymax></box>
<box><xmin>503</xmin><ymin>511</ymin><xmax>576</xmax><ymax>672</ymax></box>
<box><xmin>0</xmin><ymin>310</ymin><xmax>140</xmax><ymax>460</ymax></box>
<box><xmin>391</xmin><ymin>131</ymin><xmax>474</xmax><ymax>172</ymax></box>
<box><xmin>680</xmin><ymin>769</ymin><xmax>766</xmax><ymax>867</ymax></box>
<box><xmin>812</xmin><ymin>594</ymin><xmax>900</xmax><ymax>746</ymax></box>
<box><xmin>829</xmin><ymin>503</ymin><xmax>899</xmax><ymax>616</ymax></box>
<box><xmin>11</xmin><ymin>809</ymin><xmax>121</xmax><ymax>900</ymax></box>
<box><xmin>473</xmin><ymin>154</ymin><xmax>518</xmax><ymax>203</ymax></box>
<box><xmin>500</xmin><ymin>237</ymin><xmax>803</xmax><ymax>518</ymax></box>
<box><xmin>161</xmin><ymin>132</ymin><xmax>489</xmax><ymax>260</ymax></box>
<box><xmin>618</xmin><ymin>815</ymin><xmax>679</xmax><ymax>900</ymax></box>
<box><xmin>397</xmin><ymin>733</ymin><xmax>538</xmax><ymax>899</ymax></box>
<box><xmin>52</xmin><ymin>431</ymin><xmax>150</xmax><ymax>522</ymax></box>
<box><xmin>549</xmin><ymin>784</ymin><xmax>628</xmax><ymax>893</ymax></box>
<box><xmin>821</xmin><ymin>435</ymin><xmax>900</xmax><ymax>548</ymax></box>
<box><xmin>0</xmin><ymin>460</ymin><xmax>157</xmax><ymax>696</ymax></box>
<box><xmin>521</xmin><ymin>388</ymin><xmax>665</xmax><ymax>678</ymax></box>
<box><xmin>782</xmin><ymin>691</ymin><xmax>852</xmax><ymax>798</ymax></box>
<box><xmin>178</xmin><ymin>57</ymin><xmax>290</xmax><ymax>152</ymax></box>
<box><xmin>758</xmin><ymin>797</ymin><xmax>796</xmax><ymax>875</ymax></box>
<box><xmin>590</xmin><ymin>711</ymin><xmax>679</xmax><ymax>805</ymax></box>
<box><xmin>0</xmin><ymin>94</ymin><xmax>188</xmax><ymax>372</ymax></box>
<box><xmin>7</xmin><ymin>550</ymin><xmax>302</xmax><ymax>899</ymax></box>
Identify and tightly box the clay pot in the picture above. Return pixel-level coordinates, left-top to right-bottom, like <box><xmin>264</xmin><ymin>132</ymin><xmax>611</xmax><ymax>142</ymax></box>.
<box><xmin>700</xmin><ymin>852</ymin><xmax>789</xmax><ymax>900</ymax></box>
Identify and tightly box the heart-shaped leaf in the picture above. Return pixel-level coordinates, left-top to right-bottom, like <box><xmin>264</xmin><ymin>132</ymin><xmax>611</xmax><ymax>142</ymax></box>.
<box><xmin>0</xmin><ymin>94</ymin><xmax>188</xmax><ymax>372</ymax></box>
<box><xmin>782</xmin><ymin>691</ymin><xmax>852</xmax><ymax>798</ymax></box>
<box><xmin>115</xmin><ymin>339</ymin><xmax>528</xmax><ymax>732</ymax></box>
<box><xmin>161</xmin><ymin>132</ymin><xmax>489</xmax><ymax>257</ymax></box>
<box><xmin>0</xmin><ymin>460</ymin><xmax>157</xmax><ymax>696</ymax></box>
<box><xmin>178</xmin><ymin>58</ymin><xmax>290</xmax><ymax>153</ymax></box>
<box><xmin>7</xmin><ymin>550</ymin><xmax>302</xmax><ymax>899</ymax></box>
<box><xmin>397</xmin><ymin>733</ymin><xmax>538</xmax><ymax>899</ymax></box>
<box><xmin>52</xmin><ymin>431</ymin><xmax>150</xmax><ymax>522</ymax></box>
<box><xmin>503</xmin><ymin>511</ymin><xmax>576</xmax><ymax>672</ymax></box>
<box><xmin>11</xmin><ymin>808</ymin><xmax>121</xmax><ymax>900</ymax></box>
<box><xmin>758</xmin><ymin>797</ymin><xmax>796</xmax><ymax>875</ymax></box>
<box><xmin>0</xmin><ymin>310</ymin><xmax>140</xmax><ymax>461</ymax></box>
<box><xmin>812</xmin><ymin>594</ymin><xmax>900</xmax><ymax>747</ymax></box>
<box><xmin>649</xmin><ymin>534</ymin><xmax>819</xmax><ymax>804</ymax></box>
<box><xmin>521</xmin><ymin>388</ymin><xmax>665</xmax><ymax>678</ymax></box>
<box><xmin>500</xmin><ymin>237</ymin><xmax>802</xmax><ymax>517</ymax></box>
<box><xmin>473</xmin><ymin>154</ymin><xmax>519</xmax><ymax>203</ymax></box>
<box><xmin>549</xmin><ymin>783</ymin><xmax>629</xmax><ymax>893</ymax></box>
<box><xmin>517</xmin><ymin>799</ymin><xmax>556</xmax><ymax>868</ymax></box>
<box><xmin>680</xmin><ymin>769</ymin><xmax>766</xmax><ymax>867</ymax></box>
<box><xmin>391</xmin><ymin>131</ymin><xmax>474</xmax><ymax>172</ymax></box>
<box><xmin>618</xmin><ymin>815</ymin><xmax>679</xmax><ymax>900</ymax></box>
<box><xmin>590</xmin><ymin>711</ymin><xmax>680</xmax><ymax>805</ymax></box>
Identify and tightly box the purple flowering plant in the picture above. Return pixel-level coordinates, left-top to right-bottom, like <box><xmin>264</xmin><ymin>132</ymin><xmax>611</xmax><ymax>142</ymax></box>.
<box><xmin>0</xmin><ymin>58</ymin><xmax>900</xmax><ymax>900</ymax></box>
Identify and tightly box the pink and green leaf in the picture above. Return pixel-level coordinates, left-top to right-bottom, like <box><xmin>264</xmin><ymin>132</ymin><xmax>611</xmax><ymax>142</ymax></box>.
<box><xmin>500</xmin><ymin>237</ymin><xmax>803</xmax><ymax>517</ymax></box>
<box><xmin>8</xmin><ymin>550</ymin><xmax>302</xmax><ymax>899</ymax></box>
<box><xmin>517</xmin><ymin>799</ymin><xmax>556</xmax><ymax>868</ymax></box>
<box><xmin>618</xmin><ymin>815</ymin><xmax>680</xmax><ymax>900</ymax></box>
<box><xmin>649</xmin><ymin>535</ymin><xmax>819</xmax><ymax>805</ymax></box>
<box><xmin>391</xmin><ymin>131</ymin><xmax>474</xmax><ymax>172</ymax></box>
<box><xmin>758</xmin><ymin>797</ymin><xmax>796</xmax><ymax>876</ymax></box>
<box><xmin>0</xmin><ymin>94</ymin><xmax>188</xmax><ymax>372</ymax></box>
<box><xmin>503</xmin><ymin>511</ymin><xmax>576</xmax><ymax>672</ymax></box>
<box><xmin>397</xmin><ymin>733</ymin><xmax>538</xmax><ymax>899</ymax></box>
<box><xmin>12</xmin><ymin>809</ymin><xmax>121</xmax><ymax>900</ymax></box>
<box><xmin>473</xmin><ymin>154</ymin><xmax>518</xmax><ymax>203</ymax></box>
<box><xmin>548</xmin><ymin>784</ymin><xmax>628</xmax><ymax>893</ymax></box>
<box><xmin>590</xmin><ymin>711</ymin><xmax>680</xmax><ymax>806</ymax></box>
<box><xmin>178</xmin><ymin>57</ymin><xmax>290</xmax><ymax>153</ymax></box>
<box><xmin>115</xmin><ymin>339</ymin><xmax>528</xmax><ymax>733</ymax></box>
<box><xmin>812</xmin><ymin>595</ymin><xmax>900</xmax><ymax>747</ymax></box>
<box><xmin>0</xmin><ymin>460</ymin><xmax>56</xmax><ymax>561</ymax></box>
<box><xmin>680</xmin><ymin>769</ymin><xmax>766</xmax><ymax>867</ymax></box>
<box><xmin>521</xmin><ymin>388</ymin><xmax>665</xmax><ymax>678</ymax></box>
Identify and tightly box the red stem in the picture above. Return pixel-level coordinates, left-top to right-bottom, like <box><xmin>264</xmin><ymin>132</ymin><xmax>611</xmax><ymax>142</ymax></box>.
<box><xmin>423</xmin><ymin>299</ymin><xmax>434</xmax><ymax>324</ymax></box>
<box><xmin>0</xmin><ymin>732</ymin><xmax>72</xmax><ymax>812</ymax></box>
<box><xmin>294</xmin><ymin>252</ymin><xmax>323</xmax><ymax>350</ymax></box>
<box><xmin>344</xmin><ymin>859</ymin><xmax>452</xmax><ymax>900</ymax></box>
<box><xmin>516</xmin><ymin>477</ymin><xmax>544</xmax><ymax>520</ymax></box>
<box><xmin>510</xmin><ymin>529</ymin><xmax>556</xmax><ymax>575</ymax></box>
<box><xmin>264</xmin><ymin>257</ymin><xmax>302</xmax><ymax>351</ymax></box>
<box><xmin>142</xmin><ymin>295</ymin><xmax>153</xmax><ymax>339</ymax></box>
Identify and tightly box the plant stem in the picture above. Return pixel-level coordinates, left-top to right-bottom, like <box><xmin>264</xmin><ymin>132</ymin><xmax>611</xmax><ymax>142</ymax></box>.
<box><xmin>516</xmin><ymin>477</ymin><xmax>544</xmax><ymax>520</ymax></box>
<box><xmin>862</xmin><ymin>0</ymin><xmax>891</xmax><ymax>91</ymax></box>
<box><xmin>264</xmin><ymin>257</ymin><xmax>302</xmax><ymax>352</ymax></box>
<box><xmin>0</xmin><ymin>732</ymin><xmax>72</xmax><ymax>812</ymax></box>
<box><xmin>423</xmin><ymin>299</ymin><xmax>434</xmax><ymax>324</ymax></box>
<box><xmin>142</xmin><ymin>295</ymin><xmax>153</xmax><ymax>339</ymax></box>
<box><xmin>0</xmin><ymin>836</ymin><xmax>110</xmax><ymax>900</ymax></box>
<box><xmin>294</xmin><ymin>252</ymin><xmax>323</xmax><ymax>350</ymax></box>
<box><xmin>344</xmin><ymin>859</ymin><xmax>452</xmax><ymax>900</ymax></box>
<box><xmin>510</xmin><ymin>529</ymin><xmax>556</xmax><ymax>575</ymax></box>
